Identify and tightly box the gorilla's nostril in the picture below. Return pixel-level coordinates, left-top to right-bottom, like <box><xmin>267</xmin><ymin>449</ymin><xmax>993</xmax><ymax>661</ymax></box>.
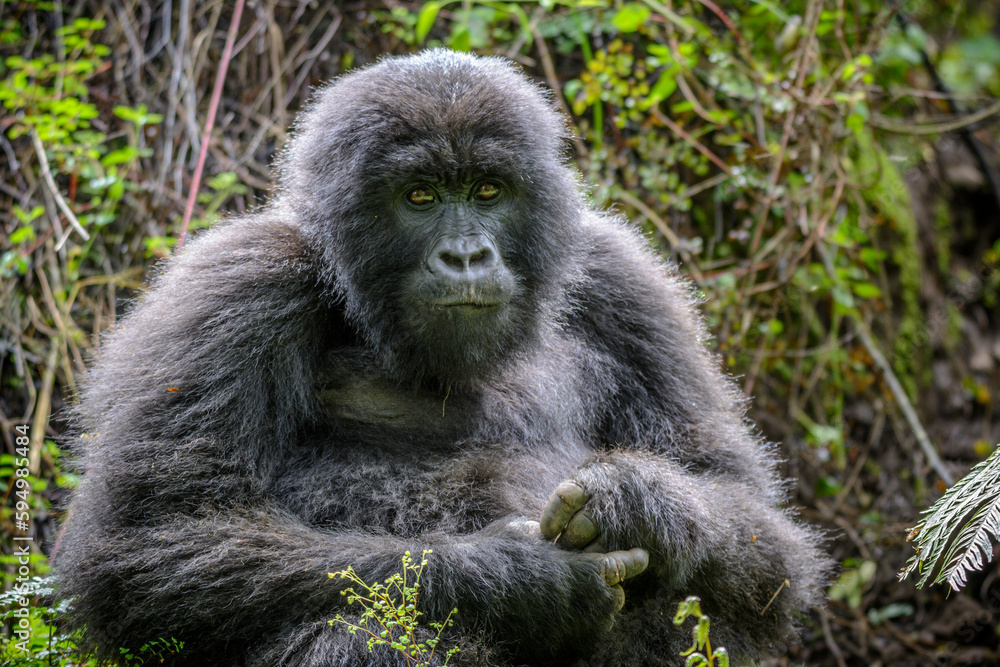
<box><xmin>468</xmin><ymin>248</ymin><xmax>492</xmax><ymax>265</ymax></box>
<box><xmin>431</xmin><ymin>237</ymin><xmax>498</xmax><ymax>277</ymax></box>
<box><xmin>439</xmin><ymin>251</ymin><xmax>467</xmax><ymax>271</ymax></box>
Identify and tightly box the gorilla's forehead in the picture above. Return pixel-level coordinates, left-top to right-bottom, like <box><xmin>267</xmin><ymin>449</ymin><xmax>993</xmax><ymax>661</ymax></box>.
<box><xmin>377</xmin><ymin>133</ymin><xmax>528</xmax><ymax>184</ymax></box>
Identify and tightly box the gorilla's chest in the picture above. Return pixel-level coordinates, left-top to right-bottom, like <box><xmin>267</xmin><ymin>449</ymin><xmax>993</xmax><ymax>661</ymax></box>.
<box><xmin>271</xmin><ymin>443</ymin><xmax>523</xmax><ymax>535</ymax></box>
<box><xmin>270</xmin><ymin>359</ymin><xmax>592</xmax><ymax>536</ymax></box>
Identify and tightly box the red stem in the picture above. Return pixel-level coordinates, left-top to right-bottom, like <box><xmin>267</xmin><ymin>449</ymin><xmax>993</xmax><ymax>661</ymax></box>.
<box><xmin>177</xmin><ymin>0</ymin><xmax>246</xmax><ymax>250</ymax></box>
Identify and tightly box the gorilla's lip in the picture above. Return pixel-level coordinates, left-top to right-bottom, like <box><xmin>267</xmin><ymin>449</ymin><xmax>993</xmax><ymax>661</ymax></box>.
<box><xmin>420</xmin><ymin>284</ymin><xmax>510</xmax><ymax>310</ymax></box>
<box><xmin>425</xmin><ymin>299</ymin><xmax>504</xmax><ymax>310</ymax></box>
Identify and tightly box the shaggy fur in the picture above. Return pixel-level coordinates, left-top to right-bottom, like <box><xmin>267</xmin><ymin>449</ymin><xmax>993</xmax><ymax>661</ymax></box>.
<box><xmin>56</xmin><ymin>50</ymin><xmax>828</xmax><ymax>666</ymax></box>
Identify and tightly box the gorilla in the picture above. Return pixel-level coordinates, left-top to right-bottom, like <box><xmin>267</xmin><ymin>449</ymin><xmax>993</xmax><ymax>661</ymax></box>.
<box><xmin>56</xmin><ymin>49</ymin><xmax>827</xmax><ymax>666</ymax></box>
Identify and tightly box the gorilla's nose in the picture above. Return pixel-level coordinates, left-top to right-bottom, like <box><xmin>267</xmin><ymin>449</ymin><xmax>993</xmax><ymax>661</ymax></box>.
<box><xmin>429</xmin><ymin>236</ymin><xmax>498</xmax><ymax>281</ymax></box>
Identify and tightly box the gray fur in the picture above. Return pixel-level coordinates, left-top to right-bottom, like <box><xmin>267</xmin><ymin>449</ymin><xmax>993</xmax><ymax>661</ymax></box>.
<box><xmin>56</xmin><ymin>49</ymin><xmax>828</xmax><ymax>666</ymax></box>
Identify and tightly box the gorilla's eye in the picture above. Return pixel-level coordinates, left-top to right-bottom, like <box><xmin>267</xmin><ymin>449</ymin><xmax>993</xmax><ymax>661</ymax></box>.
<box><xmin>406</xmin><ymin>188</ymin><xmax>435</xmax><ymax>206</ymax></box>
<box><xmin>475</xmin><ymin>182</ymin><xmax>501</xmax><ymax>201</ymax></box>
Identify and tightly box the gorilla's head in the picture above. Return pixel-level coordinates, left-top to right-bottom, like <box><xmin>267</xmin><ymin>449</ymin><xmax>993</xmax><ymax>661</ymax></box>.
<box><xmin>279</xmin><ymin>49</ymin><xmax>585</xmax><ymax>387</ymax></box>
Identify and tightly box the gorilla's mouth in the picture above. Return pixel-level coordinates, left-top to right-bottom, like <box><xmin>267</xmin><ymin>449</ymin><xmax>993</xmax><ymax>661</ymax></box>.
<box><xmin>421</xmin><ymin>285</ymin><xmax>511</xmax><ymax>311</ymax></box>
<box><xmin>427</xmin><ymin>299</ymin><xmax>503</xmax><ymax>309</ymax></box>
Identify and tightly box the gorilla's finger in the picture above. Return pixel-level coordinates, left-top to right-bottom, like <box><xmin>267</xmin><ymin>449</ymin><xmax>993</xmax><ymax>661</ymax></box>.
<box><xmin>596</xmin><ymin>584</ymin><xmax>626</xmax><ymax>634</ymax></box>
<box><xmin>540</xmin><ymin>480</ymin><xmax>590</xmax><ymax>539</ymax></box>
<box><xmin>582</xmin><ymin>538</ymin><xmax>606</xmax><ymax>554</ymax></box>
<box><xmin>589</xmin><ymin>548</ymin><xmax>650</xmax><ymax>586</ymax></box>
<box><xmin>610</xmin><ymin>584</ymin><xmax>626</xmax><ymax>612</ymax></box>
<box><xmin>506</xmin><ymin>519</ymin><xmax>543</xmax><ymax>539</ymax></box>
<box><xmin>556</xmin><ymin>510</ymin><xmax>600</xmax><ymax>549</ymax></box>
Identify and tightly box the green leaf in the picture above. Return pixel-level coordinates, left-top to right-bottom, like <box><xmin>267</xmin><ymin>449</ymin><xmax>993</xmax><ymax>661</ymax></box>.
<box><xmin>758</xmin><ymin>318</ymin><xmax>784</xmax><ymax>336</ymax></box>
<box><xmin>831</xmin><ymin>284</ymin><xmax>854</xmax><ymax>309</ymax></box>
<box><xmin>867</xmin><ymin>602</ymin><xmax>914</xmax><ymax>624</ymax></box>
<box><xmin>416</xmin><ymin>2</ymin><xmax>442</xmax><ymax>42</ymax></box>
<box><xmin>851</xmin><ymin>282</ymin><xmax>882</xmax><ymax>299</ymax></box>
<box><xmin>450</xmin><ymin>25</ymin><xmax>471</xmax><ymax>52</ymax></box>
<box><xmin>12</xmin><ymin>205</ymin><xmax>44</xmax><ymax>223</ymax></box>
<box><xmin>109</xmin><ymin>178</ymin><xmax>125</xmax><ymax>201</ymax></box>
<box><xmin>612</xmin><ymin>4</ymin><xmax>650</xmax><ymax>33</ymax></box>
<box><xmin>207</xmin><ymin>171</ymin><xmax>238</xmax><ymax>191</ymax></box>
<box><xmin>829</xmin><ymin>560</ymin><xmax>876</xmax><ymax>609</ymax></box>
<box><xmin>113</xmin><ymin>105</ymin><xmax>140</xmax><ymax>122</ymax></box>
<box><xmin>9</xmin><ymin>226</ymin><xmax>36</xmax><ymax>244</ymax></box>
<box><xmin>644</xmin><ymin>68</ymin><xmax>678</xmax><ymax>108</ymax></box>
<box><xmin>693</xmin><ymin>616</ymin><xmax>710</xmax><ymax>646</ymax></box>
<box><xmin>647</xmin><ymin>44</ymin><xmax>671</xmax><ymax>62</ymax></box>
<box><xmin>101</xmin><ymin>146</ymin><xmax>141</xmax><ymax>166</ymax></box>
<box><xmin>815</xmin><ymin>475</ymin><xmax>843</xmax><ymax>498</ymax></box>
<box><xmin>672</xmin><ymin>595</ymin><xmax>703</xmax><ymax>624</ymax></box>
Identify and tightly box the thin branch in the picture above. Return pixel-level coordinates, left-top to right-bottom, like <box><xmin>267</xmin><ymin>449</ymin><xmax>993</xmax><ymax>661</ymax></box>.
<box><xmin>816</xmin><ymin>242</ymin><xmax>954</xmax><ymax>485</ymax></box>
<box><xmin>869</xmin><ymin>100</ymin><xmax>1000</xmax><ymax>135</ymax></box>
<box><xmin>31</xmin><ymin>129</ymin><xmax>89</xmax><ymax>248</ymax></box>
<box><xmin>529</xmin><ymin>20</ymin><xmax>587</xmax><ymax>158</ymax></box>
<box><xmin>854</xmin><ymin>320</ymin><xmax>952</xmax><ymax>485</ymax></box>
<box><xmin>650</xmin><ymin>108</ymin><xmax>733</xmax><ymax>176</ymax></box>
<box><xmin>615</xmin><ymin>189</ymin><xmax>705</xmax><ymax>286</ymax></box>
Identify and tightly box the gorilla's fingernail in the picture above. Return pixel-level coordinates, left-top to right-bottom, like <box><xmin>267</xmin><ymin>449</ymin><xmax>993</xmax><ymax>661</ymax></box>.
<box><xmin>540</xmin><ymin>481</ymin><xmax>590</xmax><ymax>539</ymax></box>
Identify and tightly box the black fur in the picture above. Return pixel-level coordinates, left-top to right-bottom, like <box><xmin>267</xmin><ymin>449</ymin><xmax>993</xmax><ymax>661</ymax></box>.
<box><xmin>56</xmin><ymin>50</ymin><xmax>827</xmax><ymax>666</ymax></box>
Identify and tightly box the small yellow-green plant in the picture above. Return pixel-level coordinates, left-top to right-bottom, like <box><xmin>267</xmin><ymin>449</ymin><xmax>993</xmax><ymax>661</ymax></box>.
<box><xmin>674</xmin><ymin>596</ymin><xmax>729</xmax><ymax>667</ymax></box>
<box><xmin>329</xmin><ymin>550</ymin><xmax>459</xmax><ymax>667</ymax></box>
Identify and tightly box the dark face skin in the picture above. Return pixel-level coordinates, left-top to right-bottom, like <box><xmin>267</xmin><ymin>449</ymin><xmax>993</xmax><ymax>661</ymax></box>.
<box><xmin>398</xmin><ymin>176</ymin><xmax>517</xmax><ymax>314</ymax></box>
<box><xmin>352</xmin><ymin>166</ymin><xmax>536</xmax><ymax>388</ymax></box>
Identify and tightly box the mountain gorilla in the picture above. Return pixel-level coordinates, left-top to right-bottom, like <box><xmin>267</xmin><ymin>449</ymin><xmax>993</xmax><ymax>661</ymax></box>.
<box><xmin>56</xmin><ymin>50</ymin><xmax>826</xmax><ymax>666</ymax></box>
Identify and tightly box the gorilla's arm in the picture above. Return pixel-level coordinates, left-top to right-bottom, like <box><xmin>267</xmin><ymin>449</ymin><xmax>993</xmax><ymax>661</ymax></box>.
<box><xmin>63</xmin><ymin>476</ymin><xmax>627</xmax><ymax>664</ymax></box>
<box><xmin>57</xmin><ymin>215</ymin><xmax>630</xmax><ymax>665</ymax></box>
<box><xmin>556</xmin><ymin>215</ymin><xmax>827</xmax><ymax>654</ymax></box>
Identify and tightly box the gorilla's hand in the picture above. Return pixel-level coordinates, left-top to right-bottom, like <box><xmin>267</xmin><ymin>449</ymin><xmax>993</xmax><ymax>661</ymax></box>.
<box><xmin>508</xmin><ymin>515</ymin><xmax>648</xmax><ymax>586</ymax></box>
<box><xmin>538</xmin><ymin>480</ymin><xmax>649</xmax><ymax>612</ymax></box>
<box><xmin>541</xmin><ymin>479</ymin><xmax>601</xmax><ymax>549</ymax></box>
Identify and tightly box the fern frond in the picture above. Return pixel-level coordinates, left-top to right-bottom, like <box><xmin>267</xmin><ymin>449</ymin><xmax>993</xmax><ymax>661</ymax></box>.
<box><xmin>899</xmin><ymin>445</ymin><xmax>1000</xmax><ymax>591</ymax></box>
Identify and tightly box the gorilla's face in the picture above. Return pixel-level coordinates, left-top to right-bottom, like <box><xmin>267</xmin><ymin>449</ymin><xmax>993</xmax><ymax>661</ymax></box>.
<box><xmin>282</xmin><ymin>50</ymin><xmax>584</xmax><ymax>386</ymax></box>
<box><xmin>393</xmin><ymin>175</ymin><xmax>520</xmax><ymax>373</ymax></box>
<box><xmin>363</xmin><ymin>152</ymin><xmax>552</xmax><ymax>387</ymax></box>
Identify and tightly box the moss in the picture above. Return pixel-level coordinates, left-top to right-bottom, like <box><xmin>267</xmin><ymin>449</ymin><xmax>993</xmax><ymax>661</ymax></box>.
<box><xmin>853</xmin><ymin>129</ymin><xmax>926</xmax><ymax>398</ymax></box>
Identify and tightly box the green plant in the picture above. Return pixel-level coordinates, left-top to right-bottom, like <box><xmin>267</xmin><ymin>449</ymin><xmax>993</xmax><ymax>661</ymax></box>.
<box><xmin>673</xmin><ymin>595</ymin><xmax>729</xmax><ymax>667</ymax></box>
<box><xmin>329</xmin><ymin>550</ymin><xmax>459</xmax><ymax>667</ymax></box>
<box><xmin>118</xmin><ymin>637</ymin><xmax>185</xmax><ymax>666</ymax></box>
<box><xmin>829</xmin><ymin>559</ymin><xmax>877</xmax><ymax>610</ymax></box>
<box><xmin>144</xmin><ymin>171</ymin><xmax>247</xmax><ymax>258</ymax></box>
<box><xmin>0</xmin><ymin>577</ymin><xmax>184</xmax><ymax>666</ymax></box>
<box><xmin>900</xmin><ymin>445</ymin><xmax>1000</xmax><ymax>590</ymax></box>
<box><xmin>415</xmin><ymin>1</ymin><xmax>532</xmax><ymax>51</ymax></box>
<box><xmin>0</xmin><ymin>17</ymin><xmax>160</xmax><ymax>259</ymax></box>
<box><xmin>0</xmin><ymin>577</ymin><xmax>81</xmax><ymax>665</ymax></box>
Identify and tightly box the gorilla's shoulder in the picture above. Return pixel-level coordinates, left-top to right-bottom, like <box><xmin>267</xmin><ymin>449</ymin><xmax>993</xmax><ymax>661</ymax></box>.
<box><xmin>164</xmin><ymin>212</ymin><xmax>317</xmax><ymax>285</ymax></box>
<box><xmin>571</xmin><ymin>212</ymin><xmax>700</xmax><ymax>318</ymax></box>
<box><xmin>106</xmin><ymin>211</ymin><xmax>326</xmax><ymax>361</ymax></box>
<box><xmin>566</xmin><ymin>211</ymin><xmax>710</xmax><ymax>362</ymax></box>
